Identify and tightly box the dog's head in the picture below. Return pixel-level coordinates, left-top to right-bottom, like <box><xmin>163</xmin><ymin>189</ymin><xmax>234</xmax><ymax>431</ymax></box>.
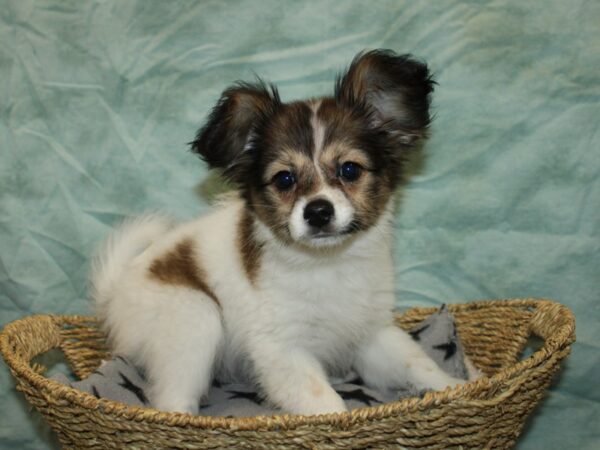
<box><xmin>191</xmin><ymin>50</ymin><xmax>434</xmax><ymax>248</ymax></box>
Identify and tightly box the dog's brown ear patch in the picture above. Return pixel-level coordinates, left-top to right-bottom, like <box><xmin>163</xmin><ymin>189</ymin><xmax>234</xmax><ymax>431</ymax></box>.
<box><xmin>149</xmin><ymin>239</ymin><xmax>219</xmax><ymax>305</ymax></box>
<box><xmin>191</xmin><ymin>80</ymin><xmax>281</xmax><ymax>184</ymax></box>
<box><xmin>237</xmin><ymin>209</ymin><xmax>263</xmax><ymax>286</ymax></box>
<box><xmin>335</xmin><ymin>49</ymin><xmax>434</xmax><ymax>143</ymax></box>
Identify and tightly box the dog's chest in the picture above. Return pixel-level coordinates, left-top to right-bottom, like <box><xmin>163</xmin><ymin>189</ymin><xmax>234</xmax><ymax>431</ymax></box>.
<box><xmin>257</xmin><ymin>256</ymin><xmax>393</xmax><ymax>365</ymax></box>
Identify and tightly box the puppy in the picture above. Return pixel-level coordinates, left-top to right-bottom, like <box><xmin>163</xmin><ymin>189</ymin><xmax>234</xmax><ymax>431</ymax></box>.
<box><xmin>91</xmin><ymin>49</ymin><xmax>469</xmax><ymax>416</ymax></box>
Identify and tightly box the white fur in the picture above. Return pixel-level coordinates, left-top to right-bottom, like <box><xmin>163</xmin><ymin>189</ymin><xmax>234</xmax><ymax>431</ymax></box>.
<box><xmin>91</xmin><ymin>213</ymin><xmax>172</xmax><ymax>311</ymax></box>
<box><xmin>288</xmin><ymin>196</ymin><xmax>309</xmax><ymax>241</ymax></box>
<box><xmin>91</xmin><ymin>196</ymin><xmax>469</xmax><ymax>416</ymax></box>
<box><xmin>310</xmin><ymin>100</ymin><xmax>326</xmax><ymax>155</ymax></box>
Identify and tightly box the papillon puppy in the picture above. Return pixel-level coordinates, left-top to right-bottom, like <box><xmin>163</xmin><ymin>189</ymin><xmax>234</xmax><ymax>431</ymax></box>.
<box><xmin>91</xmin><ymin>49</ymin><xmax>472</xmax><ymax>416</ymax></box>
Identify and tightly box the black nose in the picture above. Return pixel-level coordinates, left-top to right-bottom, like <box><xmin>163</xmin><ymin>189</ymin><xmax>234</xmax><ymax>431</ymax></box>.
<box><xmin>304</xmin><ymin>199</ymin><xmax>334</xmax><ymax>228</ymax></box>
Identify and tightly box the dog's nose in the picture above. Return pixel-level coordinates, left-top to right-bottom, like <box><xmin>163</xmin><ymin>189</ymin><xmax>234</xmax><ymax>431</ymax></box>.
<box><xmin>304</xmin><ymin>199</ymin><xmax>334</xmax><ymax>228</ymax></box>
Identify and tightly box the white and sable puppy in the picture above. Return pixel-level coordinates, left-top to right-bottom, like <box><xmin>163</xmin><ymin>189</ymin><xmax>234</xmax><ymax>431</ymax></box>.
<box><xmin>91</xmin><ymin>49</ymin><xmax>471</xmax><ymax>416</ymax></box>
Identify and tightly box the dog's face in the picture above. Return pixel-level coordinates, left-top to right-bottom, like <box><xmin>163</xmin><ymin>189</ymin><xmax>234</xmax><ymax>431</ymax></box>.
<box><xmin>192</xmin><ymin>50</ymin><xmax>434</xmax><ymax>248</ymax></box>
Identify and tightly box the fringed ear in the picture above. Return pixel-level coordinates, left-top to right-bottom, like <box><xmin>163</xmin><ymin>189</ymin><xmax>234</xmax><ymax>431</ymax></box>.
<box><xmin>191</xmin><ymin>80</ymin><xmax>280</xmax><ymax>183</ymax></box>
<box><xmin>335</xmin><ymin>49</ymin><xmax>435</xmax><ymax>145</ymax></box>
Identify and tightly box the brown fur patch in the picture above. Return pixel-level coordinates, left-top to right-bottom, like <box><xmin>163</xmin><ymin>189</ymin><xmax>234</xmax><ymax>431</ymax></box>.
<box><xmin>264</xmin><ymin>148</ymin><xmax>316</xmax><ymax>183</ymax></box>
<box><xmin>238</xmin><ymin>209</ymin><xmax>264</xmax><ymax>285</ymax></box>
<box><xmin>148</xmin><ymin>239</ymin><xmax>219</xmax><ymax>305</ymax></box>
<box><xmin>320</xmin><ymin>142</ymin><xmax>372</xmax><ymax>172</ymax></box>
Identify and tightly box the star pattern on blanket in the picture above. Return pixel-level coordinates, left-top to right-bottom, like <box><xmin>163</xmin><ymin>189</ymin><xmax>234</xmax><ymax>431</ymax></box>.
<box><xmin>348</xmin><ymin>375</ymin><xmax>364</xmax><ymax>385</ymax></box>
<box><xmin>432</xmin><ymin>341</ymin><xmax>457</xmax><ymax>360</ymax></box>
<box><xmin>227</xmin><ymin>390</ymin><xmax>264</xmax><ymax>405</ymax></box>
<box><xmin>337</xmin><ymin>389</ymin><xmax>380</xmax><ymax>406</ymax></box>
<box><xmin>116</xmin><ymin>356</ymin><xmax>130</xmax><ymax>366</ymax></box>
<box><xmin>118</xmin><ymin>372</ymin><xmax>148</xmax><ymax>404</ymax></box>
<box><xmin>409</xmin><ymin>324</ymin><xmax>430</xmax><ymax>341</ymax></box>
<box><xmin>199</xmin><ymin>400</ymin><xmax>212</xmax><ymax>410</ymax></box>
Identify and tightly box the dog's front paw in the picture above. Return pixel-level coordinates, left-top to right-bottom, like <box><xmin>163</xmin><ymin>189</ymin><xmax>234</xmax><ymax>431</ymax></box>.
<box><xmin>277</xmin><ymin>385</ymin><xmax>348</xmax><ymax>416</ymax></box>
<box><xmin>287</xmin><ymin>390</ymin><xmax>348</xmax><ymax>416</ymax></box>
<box><xmin>447</xmin><ymin>376</ymin><xmax>469</xmax><ymax>387</ymax></box>
<box><xmin>152</xmin><ymin>394</ymin><xmax>200</xmax><ymax>415</ymax></box>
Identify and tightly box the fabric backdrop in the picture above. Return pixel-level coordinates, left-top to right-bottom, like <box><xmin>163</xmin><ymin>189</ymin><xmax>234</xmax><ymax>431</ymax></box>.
<box><xmin>1</xmin><ymin>1</ymin><xmax>598</xmax><ymax>448</ymax></box>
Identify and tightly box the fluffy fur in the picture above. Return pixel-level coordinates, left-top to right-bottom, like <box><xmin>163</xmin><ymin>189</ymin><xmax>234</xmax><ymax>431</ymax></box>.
<box><xmin>91</xmin><ymin>50</ymin><xmax>472</xmax><ymax>416</ymax></box>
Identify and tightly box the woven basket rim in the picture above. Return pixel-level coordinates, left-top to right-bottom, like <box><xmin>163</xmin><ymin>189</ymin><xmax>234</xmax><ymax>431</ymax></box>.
<box><xmin>0</xmin><ymin>298</ymin><xmax>575</xmax><ymax>432</ymax></box>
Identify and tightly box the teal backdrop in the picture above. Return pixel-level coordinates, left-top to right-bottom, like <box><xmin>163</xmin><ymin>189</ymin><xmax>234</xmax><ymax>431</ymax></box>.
<box><xmin>1</xmin><ymin>1</ymin><xmax>599</xmax><ymax>448</ymax></box>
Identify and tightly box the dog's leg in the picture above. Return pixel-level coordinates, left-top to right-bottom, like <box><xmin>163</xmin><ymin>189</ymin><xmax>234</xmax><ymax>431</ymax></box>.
<box><xmin>354</xmin><ymin>326</ymin><xmax>467</xmax><ymax>392</ymax></box>
<box><xmin>250</xmin><ymin>346</ymin><xmax>347</xmax><ymax>415</ymax></box>
<box><xmin>136</xmin><ymin>289</ymin><xmax>223</xmax><ymax>414</ymax></box>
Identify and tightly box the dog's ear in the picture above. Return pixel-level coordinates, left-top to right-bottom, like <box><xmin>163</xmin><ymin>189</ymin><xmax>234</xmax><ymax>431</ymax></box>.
<box><xmin>335</xmin><ymin>50</ymin><xmax>434</xmax><ymax>144</ymax></box>
<box><xmin>191</xmin><ymin>81</ymin><xmax>280</xmax><ymax>183</ymax></box>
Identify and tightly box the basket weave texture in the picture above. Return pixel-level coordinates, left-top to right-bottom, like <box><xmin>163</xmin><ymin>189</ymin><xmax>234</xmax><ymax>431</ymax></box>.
<box><xmin>1</xmin><ymin>299</ymin><xmax>574</xmax><ymax>449</ymax></box>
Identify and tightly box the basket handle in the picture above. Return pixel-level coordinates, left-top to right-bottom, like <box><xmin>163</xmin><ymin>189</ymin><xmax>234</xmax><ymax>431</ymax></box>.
<box><xmin>0</xmin><ymin>315</ymin><xmax>63</xmax><ymax>376</ymax></box>
<box><xmin>528</xmin><ymin>300</ymin><xmax>576</xmax><ymax>350</ymax></box>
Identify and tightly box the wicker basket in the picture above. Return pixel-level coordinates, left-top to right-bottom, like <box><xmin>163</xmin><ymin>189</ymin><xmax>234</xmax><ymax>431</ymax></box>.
<box><xmin>1</xmin><ymin>299</ymin><xmax>574</xmax><ymax>449</ymax></box>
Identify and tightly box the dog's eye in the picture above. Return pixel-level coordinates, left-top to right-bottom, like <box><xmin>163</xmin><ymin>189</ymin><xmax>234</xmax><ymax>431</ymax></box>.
<box><xmin>272</xmin><ymin>171</ymin><xmax>296</xmax><ymax>191</ymax></box>
<box><xmin>338</xmin><ymin>161</ymin><xmax>362</xmax><ymax>182</ymax></box>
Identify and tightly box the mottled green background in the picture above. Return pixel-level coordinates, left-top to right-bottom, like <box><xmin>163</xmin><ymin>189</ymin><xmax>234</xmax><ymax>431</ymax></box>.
<box><xmin>1</xmin><ymin>1</ymin><xmax>599</xmax><ymax>448</ymax></box>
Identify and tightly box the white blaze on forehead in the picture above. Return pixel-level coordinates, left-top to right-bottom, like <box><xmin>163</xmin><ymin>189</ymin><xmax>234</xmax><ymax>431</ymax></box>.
<box><xmin>310</xmin><ymin>100</ymin><xmax>326</xmax><ymax>159</ymax></box>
